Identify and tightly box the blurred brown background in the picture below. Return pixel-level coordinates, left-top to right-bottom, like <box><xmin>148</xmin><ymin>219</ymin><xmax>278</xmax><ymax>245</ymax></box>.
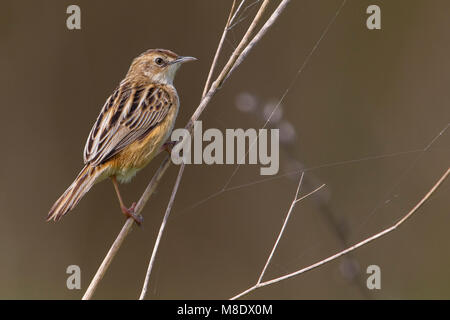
<box><xmin>0</xmin><ymin>0</ymin><xmax>449</xmax><ymax>299</ymax></box>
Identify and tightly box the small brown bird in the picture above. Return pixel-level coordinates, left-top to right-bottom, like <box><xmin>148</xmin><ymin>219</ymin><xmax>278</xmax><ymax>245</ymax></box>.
<box><xmin>48</xmin><ymin>49</ymin><xmax>196</xmax><ymax>224</ymax></box>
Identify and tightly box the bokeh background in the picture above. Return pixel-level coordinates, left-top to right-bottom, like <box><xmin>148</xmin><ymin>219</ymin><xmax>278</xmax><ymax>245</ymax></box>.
<box><xmin>0</xmin><ymin>0</ymin><xmax>449</xmax><ymax>299</ymax></box>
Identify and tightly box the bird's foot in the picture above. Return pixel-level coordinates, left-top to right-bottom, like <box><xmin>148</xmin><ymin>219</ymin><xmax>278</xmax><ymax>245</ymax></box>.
<box><xmin>161</xmin><ymin>141</ymin><xmax>176</xmax><ymax>154</ymax></box>
<box><xmin>121</xmin><ymin>202</ymin><xmax>143</xmax><ymax>225</ymax></box>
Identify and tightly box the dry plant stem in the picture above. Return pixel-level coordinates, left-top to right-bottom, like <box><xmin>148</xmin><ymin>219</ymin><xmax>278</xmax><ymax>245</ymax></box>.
<box><xmin>211</xmin><ymin>0</ymin><xmax>271</xmax><ymax>92</ymax></box>
<box><xmin>257</xmin><ymin>172</ymin><xmax>306</xmax><ymax>283</ymax></box>
<box><xmin>201</xmin><ymin>0</ymin><xmax>237</xmax><ymax>98</ymax></box>
<box><xmin>83</xmin><ymin>0</ymin><xmax>293</xmax><ymax>299</ymax></box>
<box><xmin>229</xmin><ymin>0</ymin><xmax>247</xmax><ymax>27</ymax></box>
<box><xmin>138</xmin><ymin>0</ymin><xmax>278</xmax><ymax>299</ymax></box>
<box><xmin>228</xmin><ymin>0</ymin><xmax>261</xmax><ymax>30</ymax></box>
<box><xmin>81</xmin><ymin>219</ymin><xmax>134</xmax><ymax>301</ymax></box>
<box><xmin>82</xmin><ymin>0</ymin><xmax>240</xmax><ymax>299</ymax></box>
<box><xmin>231</xmin><ymin>167</ymin><xmax>449</xmax><ymax>300</ymax></box>
<box><xmin>190</xmin><ymin>0</ymin><xmax>285</xmax><ymax>130</ymax></box>
<box><xmin>229</xmin><ymin>172</ymin><xmax>326</xmax><ymax>300</ymax></box>
<box><xmin>227</xmin><ymin>0</ymin><xmax>291</xmax><ymax>79</ymax></box>
<box><xmin>139</xmin><ymin>164</ymin><xmax>185</xmax><ymax>300</ymax></box>
<box><xmin>258</xmin><ymin>174</ymin><xmax>325</xmax><ymax>284</ymax></box>
<box><xmin>82</xmin><ymin>157</ymin><xmax>170</xmax><ymax>300</ymax></box>
<box><xmin>139</xmin><ymin>1</ymin><xmax>242</xmax><ymax>299</ymax></box>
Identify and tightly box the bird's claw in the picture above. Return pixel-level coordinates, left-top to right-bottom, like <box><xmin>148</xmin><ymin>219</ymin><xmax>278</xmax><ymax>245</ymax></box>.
<box><xmin>121</xmin><ymin>202</ymin><xmax>143</xmax><ymax>225</ymax></box>
<box><xmin>162</xmin><ymin>141</ymin><xmax>176</xmax><ymax>154</ymax></box>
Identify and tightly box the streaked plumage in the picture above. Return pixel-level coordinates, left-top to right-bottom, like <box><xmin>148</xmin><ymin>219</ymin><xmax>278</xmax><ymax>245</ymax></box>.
<box><xmin>84</xmin><ymin>81</ymin><xmax>176</xmax><ymax>171</ymax></box>
<box><xmin>48</xmin><ymin>49</ymin><xmax>196</xmax><ymax>222</ymax></box>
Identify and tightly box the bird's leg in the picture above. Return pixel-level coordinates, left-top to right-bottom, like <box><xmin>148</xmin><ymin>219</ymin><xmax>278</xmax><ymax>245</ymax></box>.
<box><xmin>111</xmin><ymin>176</ymin><xmax>143</xmax><ymax>225</ymax></box>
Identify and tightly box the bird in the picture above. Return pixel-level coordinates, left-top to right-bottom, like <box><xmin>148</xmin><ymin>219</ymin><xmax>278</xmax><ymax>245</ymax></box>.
<box><xmin>47</xmin><ymin>49</ymin><xmax>196</xmax><ymax>224</ymax></box>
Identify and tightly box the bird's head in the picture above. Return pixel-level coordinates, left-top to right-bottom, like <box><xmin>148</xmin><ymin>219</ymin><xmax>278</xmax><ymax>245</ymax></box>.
<box><xmin>127</xmin><ymin>49</ymin><xmax>197</xmax><ymax>85</ymax></box>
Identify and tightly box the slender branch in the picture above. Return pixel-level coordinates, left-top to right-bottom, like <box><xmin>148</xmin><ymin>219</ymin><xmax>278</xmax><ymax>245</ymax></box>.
<box><xmin>201</xmin><ymin>0</ymin><xmax>237</xmax><ymax>98</ymax></box>
<box><xmin>227</xmin><ymin>172</ymin><xmax>326</xmax><ymax>300</ymax></box>
<box><xmin>82</xmin><ymin>157</ymin><xmax>170</xmax><ymax>300</ymax></box>
<box><xmin>229</xmin><ymin>0</ymin><xmax>249</xmax><ymax>29</ymax></box>
<box><xmin>212</xmin><ymin>0</ymin><xmax>270</xmax><ymax>91</ymax></box>
<box><xmin>230</xmin><ymin>167</ymin><xmax>449</xmax><ymax>299</ymax></box>
<box><xmin>258</xmin><ymin>176</ymin><xmax>325</xmax><ymax>284</ymax></box>
<box><xmin>228</xmin><ymin>0</ymin><xmax>262</xmax><ymax>31</ymax></box>
<box><xmin>139</xmin><ymin>164</ymin><xmax>185</xmax><ymax>300</ymax></box>
<box><xmin>83</xmin><ymin>2</ymin><xmax>238</xmax><ymax>299</ymax></box>
<box><xmin>83</xmin><ymin>0</ymin><xmax>293</xmax><ymax>299</ymax></box>
<box><xmin>138</xmin><ymin>0</ymin><xmax>277</xmax><ymax>300</ymax></box>
<box><xmin>257</xmin><ymin>172</ymin><xmax>303</xmax><ymax>284</ymax></box>
<box><xmin>227</xmin><ymin>0</ymin><xmax>292</xmax><ymax>79</ymax></box>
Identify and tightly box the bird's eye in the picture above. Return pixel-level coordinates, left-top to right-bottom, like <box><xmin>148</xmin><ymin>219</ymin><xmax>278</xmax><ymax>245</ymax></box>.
<box><xmin>155</xmin><ymin>57</ymin><xmax>164</xmax><ymax>66</ymax></box>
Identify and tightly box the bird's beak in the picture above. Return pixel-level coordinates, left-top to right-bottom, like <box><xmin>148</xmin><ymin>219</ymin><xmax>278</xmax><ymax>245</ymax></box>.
<box><xmin>170</xmin><ymin>56</ymin><xmax>198</xmax><ymax>65</ymax></box>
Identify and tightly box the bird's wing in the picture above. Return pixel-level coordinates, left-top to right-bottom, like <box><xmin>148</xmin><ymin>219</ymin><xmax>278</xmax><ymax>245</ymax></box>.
<box><xmin>83</xmin><ymin>82</ymin><xmax>174</xmax><ymax>166</ymax></box>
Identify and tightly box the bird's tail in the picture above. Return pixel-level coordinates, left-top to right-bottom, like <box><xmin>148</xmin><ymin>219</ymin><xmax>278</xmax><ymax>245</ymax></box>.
<box><xmin>47</xmin><ymin>165</ymin><xmax>104</xmax><ymax>221</ymax></box>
